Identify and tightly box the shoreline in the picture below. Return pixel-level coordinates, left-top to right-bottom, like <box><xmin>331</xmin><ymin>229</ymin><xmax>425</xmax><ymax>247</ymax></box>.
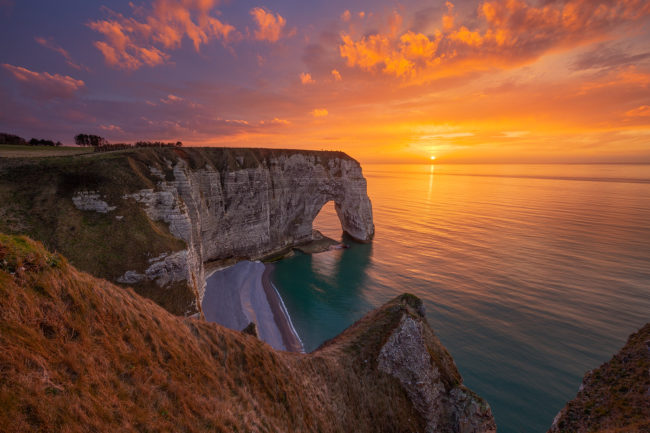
<box><xmin>262</xmin><ymin>263</ymin><xmax>304</xmax><ymax>353</ymax></box>
<box><xmin>202</xmin><ymin>260</ymin><xmax>304</xmax><ymax>353</ymax></box>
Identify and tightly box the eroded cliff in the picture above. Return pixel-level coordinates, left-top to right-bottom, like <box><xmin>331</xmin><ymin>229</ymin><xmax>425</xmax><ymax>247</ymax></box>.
<box><xmin>0</xmin><ymin>148</ymin><xmax>374</xmax><ymax>315</ymax></box>
<box><xmin>0</xmin><ymin>234</ymin><xmax>494</xmax><ymax>433</ymax></box>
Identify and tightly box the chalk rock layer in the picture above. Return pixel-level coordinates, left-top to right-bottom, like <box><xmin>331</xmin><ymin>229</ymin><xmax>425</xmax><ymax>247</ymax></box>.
<box><xmin>319</xmin><ymin>293</ymin><xmax>497</xmax><ymax>433</ymax></box>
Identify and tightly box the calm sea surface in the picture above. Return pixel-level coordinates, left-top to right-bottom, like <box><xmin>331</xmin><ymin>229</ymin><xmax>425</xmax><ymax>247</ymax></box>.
<box><xmin>271</xmin><ymin>164</ymin><xmax>650</xmax><ymax>433</ymax></box>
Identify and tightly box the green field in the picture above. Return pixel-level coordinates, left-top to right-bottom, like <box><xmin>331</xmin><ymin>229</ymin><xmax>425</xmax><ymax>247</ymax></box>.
<box><xmin>0</xmin><ymin>144</ymin><xmax>94</xmax><ymax>158</ymax></box>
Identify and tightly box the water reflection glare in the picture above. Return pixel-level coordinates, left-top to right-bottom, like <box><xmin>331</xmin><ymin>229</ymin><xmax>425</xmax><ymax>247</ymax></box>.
<box><xmin>428</xmin><ymin>164</ymin><xmax>435</xmax><ymax>202</ymax></box>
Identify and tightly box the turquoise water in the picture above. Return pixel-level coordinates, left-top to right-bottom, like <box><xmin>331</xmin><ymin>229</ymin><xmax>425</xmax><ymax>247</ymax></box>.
<box><xmin>272</xmin><ymin>164</ymin><xmax>650</xmax><ymax>433</ymax></box>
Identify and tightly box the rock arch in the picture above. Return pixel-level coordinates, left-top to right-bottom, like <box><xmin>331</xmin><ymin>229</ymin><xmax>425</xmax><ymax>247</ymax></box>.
<box><xmin>0</xmin><ymin>147</ymin><xmax>374</xmax><ymax>316</ymax></box>
<box><xmin>299</xmin><ymin>180</ymin><xmax>375</xmax><ymax>244</ymax></box>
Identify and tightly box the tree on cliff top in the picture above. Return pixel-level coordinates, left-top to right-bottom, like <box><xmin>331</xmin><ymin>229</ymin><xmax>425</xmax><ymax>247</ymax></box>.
<box><xmin>74</xmin><ymin>134</ymin><xmax>107</xmax><ymax>147</ymax></box>
<box><xmin>0</xmin><ymin>132</ymin><xmax>28</xmax><ymax>145</ymax></box>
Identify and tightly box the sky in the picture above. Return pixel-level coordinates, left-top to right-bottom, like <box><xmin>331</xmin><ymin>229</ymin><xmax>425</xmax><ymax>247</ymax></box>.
<box><xmin>0</xmin><ymin>0</ymin><xmax>649</xmax><ymax>163</ymax></box>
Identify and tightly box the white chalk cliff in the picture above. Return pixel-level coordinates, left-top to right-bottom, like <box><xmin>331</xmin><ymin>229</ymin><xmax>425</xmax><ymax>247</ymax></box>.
<box><xmin>70</xmin><ymin>149</ymin><xmax>374</xmax><ymax>315</ymax></box>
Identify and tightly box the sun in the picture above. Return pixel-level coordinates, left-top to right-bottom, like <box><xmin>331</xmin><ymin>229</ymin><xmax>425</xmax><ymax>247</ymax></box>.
<box><xmin>429</xmin><ymin>155</ymin><xmax>436</xmax><ymax>161</ymax></box>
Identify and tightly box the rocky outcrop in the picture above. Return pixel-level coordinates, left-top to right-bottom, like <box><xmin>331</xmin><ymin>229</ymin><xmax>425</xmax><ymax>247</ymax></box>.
<box><xmin>378</xmin><ymin>315</ymin><xmax>495</xmax><ymax>433</ymax></box>
<box><xmin>71</xmin><ymin>191</ymin><xmax>116</xmax><ymax>213</ymax></box>
<box><xmin>548</xmin><ymin>323</ymin><xmax>650</xmax><ymax>433</ymax></box>
<box><xmin>116</xmin><ymin>250</ymin><xmax>194</xmax><ymax>287</ymax></box>
<box><xmin>0</xmin><ymin>234</ymin><xmax>494</xmax><ymax>433</ymax></box>
<box><xmin>0</xmin><ymin>148</ymin><xmax>374</xmax><ymax>316</ymax></box>
<box><xmin>319</xmin><ymin>293</ymin><xmax>496</xmax><ymax>433</ymax></box>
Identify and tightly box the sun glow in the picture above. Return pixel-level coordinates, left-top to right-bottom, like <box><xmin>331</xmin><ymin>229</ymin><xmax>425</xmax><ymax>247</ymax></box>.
<box><xmin>430</xmin><ymin>155</ymin><xmax>436</xmax><ymax>161</ymax></box>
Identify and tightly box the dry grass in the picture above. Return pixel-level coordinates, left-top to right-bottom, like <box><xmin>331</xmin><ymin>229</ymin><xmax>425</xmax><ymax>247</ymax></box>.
<box><xmin>0</xmin><ymin>234</ymin><xmax>429</xmax><ymax>433</ymax></box>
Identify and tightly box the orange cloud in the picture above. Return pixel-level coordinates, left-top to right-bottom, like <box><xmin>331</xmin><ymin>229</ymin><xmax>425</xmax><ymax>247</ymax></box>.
<box><xmin>35</xmin><ymin>37</ymin><xmax>84</xmax><ymax>70</ymax></box>
<box><xmin>442</xmin><ymin>1</ymin><xmax>455</xmax><ymax>31</ymax></box>
<box><xmin>148</xmin><ymin>0</ymin><xmax>235</xmax><ymax>50</ymax></box>
<box><xmin>89</xmin><ymin>0</ymin><xmax>235</xmax><ymax>70</ymax></box>
<box><xmin>340</xmin><ymin>34</ymin><xmax>390</xmax><ymax>71</ymax></box>
<box><xmin>340</xmin><ymin>30</ymin><xmax>442</xmax><ymax>79</ymax></box>
<box><xmin>260</xmin><ymin>117</ymin><xmax>291</xmax><ymax>125</ymax></box>
<box><xmin>2</xmin><ymin>63</ymin><xmax>84</xmax><ymax>99</ymax></box>
<box><xmin>578</xmin><ymin>66</ymin><xmax>650</xmax><ymax>94</ymax></box>
<box><xmin>300</xmin><ymin>72</ymin><xmax>315</xmax><ymax>84</ymax></box>
<box><xmin>339</xmin><ymin>0</ymin><xmax>650</xmax><ymax>83</ymax></box>
<box><xmin>90</xmin><ymin>18</ymin><xmax>168</xmax><ymax>70</ymax></box>
<box><xmin>311</xmin><ymin>108</ymin><xmax>328</xmax><ymax>117</ymax></box>
<box><xmin>250</xmin><ymin>7</ymin><xmax>286</xmax><ymax>42</ymax></box>
<box><xmin>625</xmin><ymin>105</ymin><xmax>650</xmax><ymax>117</ymax></box>
<box><xmin>331</xmin><ymin>69</ymin><xmax>342</xmax><ymax>81</ymax></box>
<box><xmin>161</xmin><ymin>94</ymin><xmax>183</xmax><ymax>104</ymax></box>
<box><xmin>99</xmin><ymin>124</ymin><xmax>124</xmax><ymax>133</ymax></box>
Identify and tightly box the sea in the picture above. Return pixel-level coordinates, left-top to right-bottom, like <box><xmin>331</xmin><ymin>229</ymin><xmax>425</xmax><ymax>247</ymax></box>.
<box><xmin>271</xmin><ymin>163</ymin><xmax>650</xmax><ymax>433</ymax></box>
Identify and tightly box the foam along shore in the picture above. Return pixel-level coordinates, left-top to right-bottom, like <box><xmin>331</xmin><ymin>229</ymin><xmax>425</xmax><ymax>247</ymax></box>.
<box><xmin>202</xmin><ymin>261</ymin><xmax>303</xmax><ymax>352</ymax></box>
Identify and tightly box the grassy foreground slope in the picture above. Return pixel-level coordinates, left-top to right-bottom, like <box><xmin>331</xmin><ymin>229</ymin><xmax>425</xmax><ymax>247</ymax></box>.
<box><xmin>0</xmin><ymin>233</ymin><xmax>494</xmax><ymax>433</ymax></box>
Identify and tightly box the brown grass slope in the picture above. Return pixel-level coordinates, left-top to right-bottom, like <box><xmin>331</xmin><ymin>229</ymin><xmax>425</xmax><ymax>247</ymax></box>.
<box><xmin>0</xmin><ymin>233</ymin><xmax>492</xmax><ymax>433</ymax></box>
<box><xmin>548</xmin><ymin>323</ymin><xmax>650</xmax><ymax>433</ymax></box>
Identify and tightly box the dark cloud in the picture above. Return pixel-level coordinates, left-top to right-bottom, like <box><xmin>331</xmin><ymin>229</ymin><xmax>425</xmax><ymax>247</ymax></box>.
<box><xmin>410</xmin><ymin>6</ymin><xmax>444</xmax><ymax>33</ymax></box>
<box><xmin>572</xmin><ymin>43</ymin><xmax>650</xmax><ymax>71</ymax></box>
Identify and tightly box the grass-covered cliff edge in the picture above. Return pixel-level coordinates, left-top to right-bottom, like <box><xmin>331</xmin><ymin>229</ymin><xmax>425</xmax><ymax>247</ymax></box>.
<box><xmin>0</xmin><ymin>234</ymin><xmax>494</xmax><ymax>433</ymax></box>
<box><xmin>0</xmin><ymin>147</ymin><xmax>374</xmax><ymax>316</ymax></box>
<box><xmin>548</xmin><ymin>322</ymin><xmax>649</xmax><ymax>433</ymax></box>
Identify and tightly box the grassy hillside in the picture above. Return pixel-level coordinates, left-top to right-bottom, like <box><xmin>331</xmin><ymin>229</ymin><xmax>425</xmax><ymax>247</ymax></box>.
<box><xmin>1</xmin><ymin>233</ymin><xmax>480</xmax><ymax>433</ymax></box>
<box><xmin>0</xmin><ymin>149</ymin><xmax>188</xmax><ymax>313</ymax></box>
<box><xmin>0</xmin><ymin>144</ymin><xmax>93</xmax><ymax>158</ymax></box>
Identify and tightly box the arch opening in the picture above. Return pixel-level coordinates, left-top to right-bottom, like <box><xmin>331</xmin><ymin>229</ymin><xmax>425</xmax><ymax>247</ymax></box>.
<box><xmin>312</xmin><ymin>200</ymin><xmax>343</xmax><ymax>242</ymax></box>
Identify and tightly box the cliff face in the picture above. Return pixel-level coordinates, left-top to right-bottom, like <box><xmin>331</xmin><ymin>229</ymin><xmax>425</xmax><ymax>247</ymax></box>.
<box><xmin>117</xmin><ymin>151</ymin><xmax>374</xmax><ymax>305</ymax></box>
<box><xmin>0</xmin><ymin>234</ymin><xmax>494</xmax><ymax>433</ymax></box>
<box><xmin>548</xmin><ymin>323</ymin><xmax>650</xmax><ymax>433</ymax></box>
<box><xmin>0</xmin><ymin>148</ymin><xmax>374</xmax><ymax>315</ymax></box>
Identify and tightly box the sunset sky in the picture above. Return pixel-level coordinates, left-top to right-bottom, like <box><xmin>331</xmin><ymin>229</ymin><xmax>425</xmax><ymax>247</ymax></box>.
<box><xmin>1</xmin><ymin>0</ymin><xmax>649</xmax><ymax>163</ymax></box>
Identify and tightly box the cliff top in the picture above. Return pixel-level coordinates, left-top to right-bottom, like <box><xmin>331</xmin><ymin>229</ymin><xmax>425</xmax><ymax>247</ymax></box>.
<box><xmin>0</xmin><ymin>233</ymin><xmax>493</xmax><ymax>433</ymax></box>
<box><xmin>0</xmin><ymin>146</ymin><xmax>356</xmax><ymax>169</ymax></box>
